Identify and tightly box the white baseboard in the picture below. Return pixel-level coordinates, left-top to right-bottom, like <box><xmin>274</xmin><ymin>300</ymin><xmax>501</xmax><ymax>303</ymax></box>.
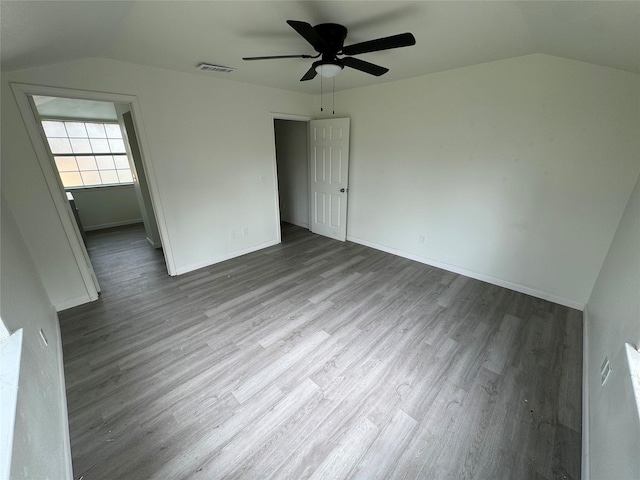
<box><xmin>346</xmin><ymin>235</ymin><xmax>586</xmax><ymax>311</ymax></box>
<box><xmin>0</xmin><ymin>328</ymin><xmax>23</xmax><ymax>480</ymax></box>
<box><xmin>52</xmin><ymin>310</ymin><xmax>74</xmax><ymax>480</ymax></box>
<box><xmin>146</xmin><ymin>236</ymin><xmax>162</xmax><ymax>249</ymax></box>
<box><xmin>53</xmin><ymin>293</ymin><xmax>97</xmax><ymax>312</ymax></box>
<box><xmin>582</xmin><ymin>307</ymin><xmax>590</xmax><ymax>480</ymax></box>
<box><xmin>174</xmin><ymin>239</ymin><xmax>280</xmax><ymax>276</ymax></box>
<box><xmin>83</xmin><ymin>218</ymin><xmax>143</xmax><ymax>231</ymax></box>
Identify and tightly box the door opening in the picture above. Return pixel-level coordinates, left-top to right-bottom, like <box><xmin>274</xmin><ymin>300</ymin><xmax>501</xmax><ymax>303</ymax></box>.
<box><xmin>30</xmin><ymin>95</ymin><xmax>166</xmax><ymax>286</ymax></box>
<box><xmin>271</xmin><ymin>114</ymin><xmax>351</xmax><ymax>243</ymax></box>
<box><xmin>273</xmin><ymin>119</ymin><xmax>310</xmax><ymax>234</ymax></box>
<box><xmin>11</xmin><ymin>83</ymin><xmax>176</xmax><ymax>309</ymax></box>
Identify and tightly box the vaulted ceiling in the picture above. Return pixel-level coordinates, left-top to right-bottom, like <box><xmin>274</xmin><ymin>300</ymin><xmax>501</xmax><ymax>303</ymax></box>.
<box><xmin>2</xmin><ymin>1</ymin><xmax>639</xmax><ymax>94</ymax></box>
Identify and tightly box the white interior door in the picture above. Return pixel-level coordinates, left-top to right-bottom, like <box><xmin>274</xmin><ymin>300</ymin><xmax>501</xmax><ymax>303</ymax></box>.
<box><xmin>116</xmin><ymin>105</ymin><xmax>162</xmax><ymax>248</ymax></box>
<box><xmin>309</xmin><ymin>118</ymin><xmax>350</xmax><ymax>241</ymax></box>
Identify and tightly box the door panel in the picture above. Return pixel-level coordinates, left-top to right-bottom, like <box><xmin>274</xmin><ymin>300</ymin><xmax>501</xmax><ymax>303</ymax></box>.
<box><xmin>309</xmin><ymin>118</ymin><xmax>350</xmax><ymax>241</ymax></box>
<box><xmin>315</xmin><ymin>192</ymin><xmax>326</xmax><ymax>225</ymax></box>
<box><xmin>116</xmin><ymin>106</ymin><xmax>162</xmax><ymax>248</ymax></box>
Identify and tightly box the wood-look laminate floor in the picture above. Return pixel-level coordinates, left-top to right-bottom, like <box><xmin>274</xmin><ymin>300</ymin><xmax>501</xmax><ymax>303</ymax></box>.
<box><xmin>59</xmin><ymin>223</ymin><xmax>582</xmax><ymax>480</ymax></box>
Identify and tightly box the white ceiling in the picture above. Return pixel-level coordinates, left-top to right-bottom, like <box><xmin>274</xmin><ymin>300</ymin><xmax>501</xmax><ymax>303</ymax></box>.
<box><xmin>2</xmin><ymin>1</ymin><xmax>639</xmax><ymax>94</ymax></box>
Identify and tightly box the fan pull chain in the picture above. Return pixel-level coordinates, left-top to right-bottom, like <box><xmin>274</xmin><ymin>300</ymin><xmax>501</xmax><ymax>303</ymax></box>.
<box><xmin>320</xmin><ymin>74</ymin><xmax>323</xmax><ymax>112</ymax></box>
<box><xmin>332</xmin><ymin>77</ymin><xmax>335</xmax><ymax>115</ymax></box>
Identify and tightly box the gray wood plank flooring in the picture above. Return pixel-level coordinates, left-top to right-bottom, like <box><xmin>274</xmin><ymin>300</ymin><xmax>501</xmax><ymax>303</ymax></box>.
<box><xmin>59</xmin><ymin>223</ymin><xmax>582</xmax><ymax>480</ymax></box>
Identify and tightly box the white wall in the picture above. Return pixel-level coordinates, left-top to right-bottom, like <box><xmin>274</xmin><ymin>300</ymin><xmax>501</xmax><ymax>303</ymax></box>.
<box><xmin>3</xmin><ymin>54</ymin><xmax>639</xmax><ymax>311</ymax></box>
<box><xmin>2</xmin><ymin>58</ymin><xmax>313</xmax><ymax>308</ymax></box>
<box><xmin>274</xmin><ymin>119</ymin><xmax>309</xmax><ymax>228</ymax></box>
<box><xmin>1</xmin><ymin>84</ymin><xmax>92</xmax><ymax>311</ymax></box>
<box><xmin>585</xmin><ymin>173</ymin><xmax>640</xmax><ymax>480</ymax></box>
<box><xmin>0</xmin><ymin>196</ymin><xmax>73</xmax><ymax>480</ymax></box>
<box><xmin>70</xmin><ymin>185</ymin><xmax>142</xmax><ymax>231</ymax></box>
<box><xmin>332</xmin><ymin>54</ymin><xmax>640</xmax><ymax>309</ymax></box>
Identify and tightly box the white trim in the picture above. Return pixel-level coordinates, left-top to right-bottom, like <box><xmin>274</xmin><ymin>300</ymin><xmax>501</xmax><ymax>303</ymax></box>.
<box><xmin>83</xmin><ymin>219</ymin><xmax>143</xmax><ymax>232</ymax></box>
<box><xmin>126</xmin><ymin>100</ymin><xmax>176</xmax><ymax>275</ymax></box>
<box><xmin>146</xmin><ymin>237</ymin><xmax>161</xmax><ymax>249</ymax></box>
<box><xmin>269</xmin><ymin>113</ymin><xmax>282</xmax><ymax>245</ymax></box>
<box><xmin>53</xmin><ymin>294</ymin><xmax>95</xmax><ymax>312</ymax></box>
<box><xmin>0</xmin><ymin>329</ymin><xmax>23</xmax><ymax>480</ymax></box>
<box><xmin>346</xmin><ymin>234</ymin><xmax>586</xmax><ymax>311</ymax></box>
<box><xmin>0</xmin><ymin>318</ymin><xmax>9</xmax><ymax>339</ymax></box>
<box><xmin>11</xmin><ymin>83</ymin><xmax>100</xmax><ymax>302</ymax></box>
<box><xmin>624</xmin><ymin>342</ymin><xmax>640</xmax><ymax>426</ymax></box>
<box><xmin>581</xmin><ymin>307</ymin><xmax>590</xmax><ymax>480</ymax></box>
<box><xmin>51</xmin><ymin>308</ymin><xmax>74</xmax><ymax>480</ymax></box>
<box><xmin>16</xmin><ymin>84</ymin><xmax>136</xmax><ymax>105</ymax></box>
<box><xmin>269</xmin><ymin>112</ymin><xmax>314</xmax><ymax>242</ymax></box>
<box><xmin>307</xmin><ymin>122</ymin><xmax>312</xmax><ymax>233</ymax></box>
<box><xmin>271</xmin><ymin>112</ymin><xmax>313</xmax><ymax>122</ymax></box>
<box><xmin>174</xmin><ymin>239</ymin><xmax>280</xmax><ymax>275</ymax></box>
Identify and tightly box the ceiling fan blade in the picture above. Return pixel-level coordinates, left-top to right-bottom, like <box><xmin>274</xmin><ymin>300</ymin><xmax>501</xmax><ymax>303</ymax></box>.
<box><xmin>300</xmin><ymin>65</ymin><xmax>318</xmax><ymax>81</ymax></box>
<box><xmin>287</xmin><ymin>20</ymin><xmax>327</xmax><ymax>52</ymax></box>
<box><xmin>341</xmin><ymin>32</ymin><xmax>415</xmax><ymax>56</ymax></box>
<box><xmin>243</xmin><ymin>54</ymin><xmax>316</xmax><ymax>61</ymax></box>
<box><xmin>342</xmin><ymin>57</ymin><xmax>388</xmax><ymax>76</ymax></box>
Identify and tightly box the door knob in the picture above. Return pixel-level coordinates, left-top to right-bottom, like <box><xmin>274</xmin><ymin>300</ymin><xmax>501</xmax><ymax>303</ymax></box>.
<box><xmin>340</xmin><ymin>188</ymin><xmax>346</xmax><ymax>193</ymax></box>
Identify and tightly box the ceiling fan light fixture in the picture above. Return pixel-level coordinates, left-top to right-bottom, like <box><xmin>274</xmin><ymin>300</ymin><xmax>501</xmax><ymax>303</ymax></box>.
<box><xmin>315</xmin><ymin>62</ymin><xmax>343</xmax><ymax>78</ymax></box>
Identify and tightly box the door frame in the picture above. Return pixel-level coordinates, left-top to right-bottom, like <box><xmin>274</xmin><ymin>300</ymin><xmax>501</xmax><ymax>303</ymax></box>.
<box><xmin>10</xmin><ymin>83</ymin><xmax>177</xmax><ymax>301</ymax></box>
<box><xmin>269</xmin><ymin>112</ymin><xmax>313</xmax><ymax>243</ymax></box>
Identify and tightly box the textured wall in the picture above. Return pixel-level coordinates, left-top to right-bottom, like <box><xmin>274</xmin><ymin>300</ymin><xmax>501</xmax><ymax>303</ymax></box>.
<box><xmin>0</xmin><ymin>196</ymin><xmax>73</xmax><ymax>479</ymax></box>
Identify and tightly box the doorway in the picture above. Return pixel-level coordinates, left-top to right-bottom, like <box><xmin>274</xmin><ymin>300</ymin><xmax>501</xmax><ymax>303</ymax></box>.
<box><xmin>274</xmin><ymin>119</ymin><xmax>310</xmax><ymax>231</ymax></box>
<box><xmin>30</xmin><ymin>95</ymin><xmax>165</xmax><ymax>285</ymax></box>
<box><xmin>11</xmin><ymin>82</ymin><xmax>175</xmax><ymax>308</ymax></box>
<box><xmin>272</xmin><ymin>114</ymin><xmax>352</xmax><ymax>243</ymax></box>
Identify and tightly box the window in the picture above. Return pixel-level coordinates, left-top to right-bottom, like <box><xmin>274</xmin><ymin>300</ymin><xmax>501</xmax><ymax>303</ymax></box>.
<box><xmin>41</xmin><ymin>120</ymin><xmax>134</xmax><ymax>188</ymax></box>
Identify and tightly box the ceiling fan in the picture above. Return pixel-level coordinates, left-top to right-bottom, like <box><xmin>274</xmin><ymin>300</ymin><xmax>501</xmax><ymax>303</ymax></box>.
<box><xmin>243</xmin><ymin>20</ymin><xmax>416</xmax><ymax>81</ymax></box>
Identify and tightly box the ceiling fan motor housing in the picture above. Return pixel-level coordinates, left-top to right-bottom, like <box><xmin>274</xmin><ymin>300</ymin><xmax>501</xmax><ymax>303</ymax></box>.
<box><xmin>314</xmin><ymin>23</ymin><xmax>348</xmax><ymax>55</ymax></box>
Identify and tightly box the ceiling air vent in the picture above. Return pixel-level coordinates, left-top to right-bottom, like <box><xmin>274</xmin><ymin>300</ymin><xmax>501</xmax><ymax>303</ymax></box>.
<box><xmin>197</xmin><ymin>63</ymin><xmax>235</xmax><ymax>73</ymax></box>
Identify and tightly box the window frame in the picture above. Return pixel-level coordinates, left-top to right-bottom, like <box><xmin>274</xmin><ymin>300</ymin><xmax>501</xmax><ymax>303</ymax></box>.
<box><xmin>39</xmin><ymin>117</ymin><xmax>135</xmax><ymax>189</ymax></box>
